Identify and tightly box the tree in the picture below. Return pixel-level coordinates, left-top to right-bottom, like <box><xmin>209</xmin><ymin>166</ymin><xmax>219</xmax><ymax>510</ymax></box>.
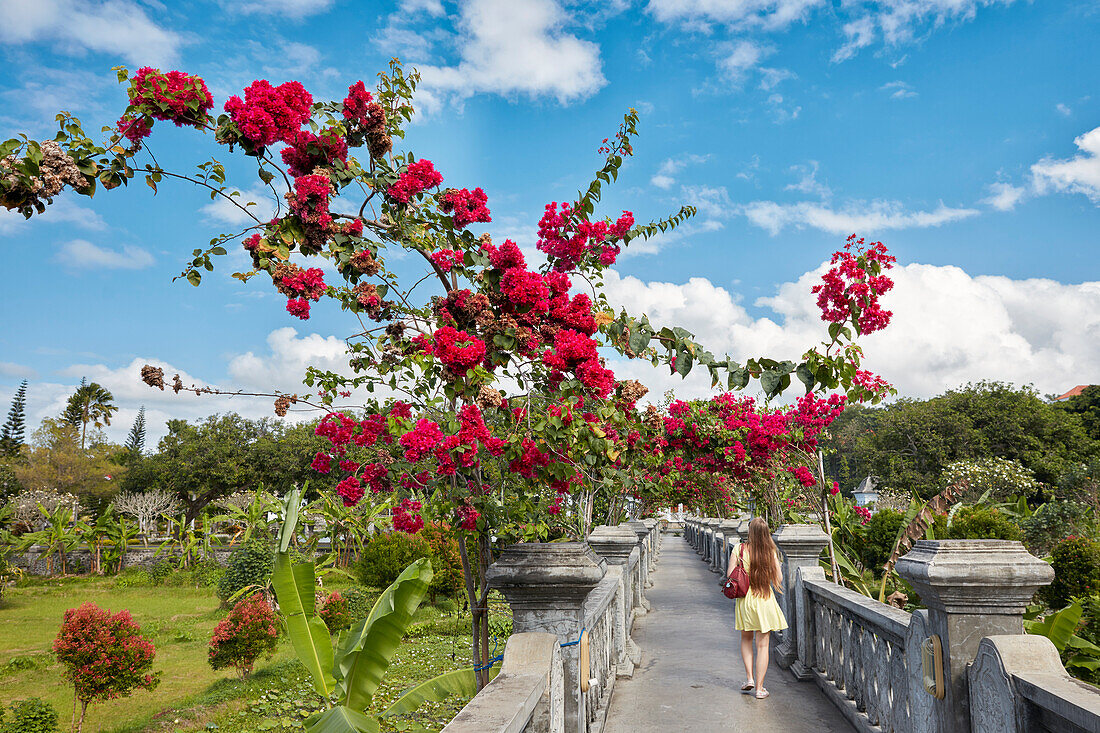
<box><xmin>1058</xmin><ymin>385</ymin><xmax>1100</xmax><ymax>441</ymax></box>
<box><xmin>123</xmin><ymin>406</ymin><xmax>146</xmax><ymax>463</ymax></box>
<box><xmin>62</xmin><ymin>380</ymin><xmax>119</xmax><ymax>450</ymax></box>
<box><xmin>113</xmin><ymin>489</ymin><xmax>178</xmax><ymax>538</ymax></box>
<box><xmin>11</xmin><ymin>419</ymin><xmax>123</xmax><ymax>514</ymax></box>
<box><xmin>0</xmin><ymin>380</ymin><xmax>27</xmax><ymax>456</ymax></box>
<box><xmin>52</xmin><ymin>603</ymin><xmax>159</xmax><ymax>733</ymax></box>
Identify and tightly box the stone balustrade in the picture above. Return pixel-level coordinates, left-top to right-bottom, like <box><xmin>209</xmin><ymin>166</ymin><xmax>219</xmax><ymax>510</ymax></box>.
<box><xmin>682</xmin><ymin>516</ymin><xmax>1100</xmax><ymax>733</ymax></box>
<box><xmin>442</xmin><ymin>520</ymin><xmax>662</xmax><ymax>733</ymax></box>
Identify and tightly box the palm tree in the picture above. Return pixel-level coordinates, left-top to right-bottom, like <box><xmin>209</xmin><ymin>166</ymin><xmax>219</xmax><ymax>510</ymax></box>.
<box><xmin>63</xmin><ymin>379</ymin><xmax>119</xmax><ymax>450</ymax></box>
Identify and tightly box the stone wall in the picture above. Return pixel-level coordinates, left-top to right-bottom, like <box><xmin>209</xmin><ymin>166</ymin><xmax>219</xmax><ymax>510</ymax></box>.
<box><xmin>441</xmin><ymin>520</ymin><xmax>662</xmax><ymax>733</ymax></box>
<box><xmin>682</xmin><ymin>516</ymin><xmax>1100</xmax><ymax>733</ymax></box>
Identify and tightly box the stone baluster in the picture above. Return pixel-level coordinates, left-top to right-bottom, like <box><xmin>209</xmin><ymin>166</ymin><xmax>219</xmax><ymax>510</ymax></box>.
<box><xmin>895</xmin><ymin>540</ymin><xmax>1054</xmax><ymax>733</ymax></box>
<box><xmin>771</xmin><ymin>524</ymin><xmax>830</xmax><ymax>670</ymax></box>
<box><xmin>624</xmin><ymin>520</ymin><xmax>652</xmax><ymax>591</ymax></box>
<box><xmin>487</xmin><ymin>543</ymin><xmax>606</xmax><ymax>733</ymax></box>
<box><xmin>717</xmin><ymin>520</ymin><xmax>740</xmax><ymax>577</ymax></box>
<box><xmin>588</xmin><ymin>525</ymin><xmax>644</xmax><ymax>679</ymax></box>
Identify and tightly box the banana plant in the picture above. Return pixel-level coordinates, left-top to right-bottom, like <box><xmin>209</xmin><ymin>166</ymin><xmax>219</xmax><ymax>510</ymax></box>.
<box><xmin>273</xmin><ymin>490</ymin><xmax>486</xmax><ymax>733</ymax></box>
<box><xmin>102</xmin><ymin>514</ymin><xmax>140</xmax><ymax>573</ymax></box>
<box><xmin>213</xmin><ymin>485</ymin><xmax>279</xmax><ymax>546</ymax></box>
<box><xmin>1025</xmin><ymin>602</ymin><xmax>1100</xmax><ymax>673</ymax></box>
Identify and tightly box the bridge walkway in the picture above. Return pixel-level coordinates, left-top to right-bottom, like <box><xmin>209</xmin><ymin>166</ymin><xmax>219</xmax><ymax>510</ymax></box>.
<box><xmin>603</xmin><ymin>535</ymin><xmax>851</xmax><ymax>732</ymax></box>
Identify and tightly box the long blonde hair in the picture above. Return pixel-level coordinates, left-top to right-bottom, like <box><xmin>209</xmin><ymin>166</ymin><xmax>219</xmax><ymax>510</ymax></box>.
<box><xmin>747</xmin><ymin>517</ymin><xmax>782</xmax><ymax>596</ymax></box>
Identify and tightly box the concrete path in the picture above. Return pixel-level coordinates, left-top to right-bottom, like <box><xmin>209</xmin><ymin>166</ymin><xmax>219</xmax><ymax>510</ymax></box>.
<box><xmin>603</xmin><ymin>535</ymin><xmax>851</xmax><ymax>732</ymax></box>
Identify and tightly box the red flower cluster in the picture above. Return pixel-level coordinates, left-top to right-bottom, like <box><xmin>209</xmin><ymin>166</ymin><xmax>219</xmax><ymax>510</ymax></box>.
<box><xmin>343</xmin><ymin>81</ymin><xmax>382</xmax><ymax>129</ymax></box>
<box><xmin>224</xmin><ymin>79</ymin><xmax>313</xmax><ymax>147</ymax></box>
<box><xmin>208</xmin><ymin>595</ymin><xmax>278</xmax><ymax>677</ymax></box>
<box><xmin>509</xmin><ymin>437</ymin><xmax>550</xmax><ymax>478</ymax></box>
<box><xmin>537</xmin><ymin>202</ymin><xmax>634</xmax><ymax>270</ymax></box>
<box><xmin>851</xmin><ymin>369</ymin><xmax>891</xmax><ymax>399</ymax></box>
<box><xmin>812</xmin><ymin>235</ymin><xmax>896</xmax><ymax>335</ymax></box>
<box><xmin>456</xmin><ymin>503</ymin><xmax>480</xmax><ymax>530</ymax></box>
<box><xmin>399</xmin><ymin>419</ymin><xmax>445</xmax><ymax>462</ymax></box>
<box><xmin>280</xmin><ymin>267</ymin><xmax>326</xmax><ymax>301</ymax></box>
<box><xmin>389</xmin><ymin>159</ymin><xmax>443</xmax><ymax>203</ymax></box>
<box><xmin>427</xmin><ymin>326</ymin><xmax>487</xmax><ymax>376</ymax></box>
<box><xmin>430</xmin><ymin>248</ymin><xmax>464</xmax><ymax>271</ymax></box>
<box><xmin>281</xmin><ymin>127</ymin><xmax>348</xmax><ymax>177</ymax></box>
<box><xmin>854</xmin><ymin>505</ymin><xmax>872</xmax><ymax>524</ymax></box>
<box><xmin>286</xmin><ymin>299</ymin><xmax>311</xmax><ymax>319</ymax></box>
<box><xmin>392</xmin><ymin>498</ymin><xmax>424</xmax><ymax>534</ymax></box>
<box><xmin>53</xmin><ymin>602</ymin><xmax>159</xmax><ymax>706</ymax></box>
<box><xmin>116</xmin><ymin>114</ymin><xmax>153</xmax><ymax>144</ymax></box>
<box><xmin>288</xmin><ymin>173</ymin><xmax>334</xmax><ymax>228</ymax></box>
<box><xmin>543</xmin><ymin>329</ymin><xmax>616</xmax><ymax>397</ymax></box>
<box><xmin>830</xmin><ymin>481</ymin><xmax>840</xmax><ymax>496</ymax></box>
<box><xmin>127</xmin><ymin>67</ymin><xmax>213</xmax><ymax>128</ymax></box>
<box><xmin>440</xmin><ymin>187</ymin><xmax>491</xmax><ymax>228</ymax></box>
<box><xmin>788</xmin><ymin>465</ymin><xmax>816</xmax><ymax>487</ymax></box>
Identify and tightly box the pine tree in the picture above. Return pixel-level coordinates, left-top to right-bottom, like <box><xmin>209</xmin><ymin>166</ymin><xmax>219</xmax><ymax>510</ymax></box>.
<box><xmin>62</xmin><ymin>377</ymin><xmax>88</xmax><ymax>426</ymax></box>
<box><xmin>0</xmin><ymin>380</ymin><xmax>28</xmax><ymax>456</ymax></box>
<box><xmin>125</xmin><ymin>406</ymin><xmax>147</xmax><ymax>461</ymax></box>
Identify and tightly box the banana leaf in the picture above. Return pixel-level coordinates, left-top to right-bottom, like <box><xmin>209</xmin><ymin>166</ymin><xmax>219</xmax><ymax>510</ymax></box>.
<box><xmin>304</xmin><ymin>705</ymin><xmax>380</xmax><ymax>733</ymax></box>
<box><xmin>274</xmin><ymin>552</ymin><xmax>336</xmax><ymax>696</ymax></box>
<box><xmin>335</xmin><ymin>557</ymin><xmax>433</xmax><ymax>712</ymax></box>
<box><xmin>380</xmin><ymin>667</ymin><xmax>488</xmax><ymax>718</ymax></box>
<box><xmin>1024</xmin><ymin>603</ymin><xmax>1082</xmax><ymax>652</ymax></box>
<box><xmin>279</xmin><ymin>487</ymin><xmax>302</xmax><ymax>553</ymax></box>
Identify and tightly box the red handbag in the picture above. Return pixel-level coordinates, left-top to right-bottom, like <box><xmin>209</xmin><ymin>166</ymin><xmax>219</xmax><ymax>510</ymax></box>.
<box><xmin>722</xmin><ymin>545</ymin><xmax>749</xmax><ymax>599</ymax></box>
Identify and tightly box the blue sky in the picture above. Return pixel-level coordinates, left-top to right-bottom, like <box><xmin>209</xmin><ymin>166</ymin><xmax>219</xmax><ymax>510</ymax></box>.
<box><xmin>1</xmin><ymin>0</ymin><xmax>1099</xmax><ymax>443</ymax></box>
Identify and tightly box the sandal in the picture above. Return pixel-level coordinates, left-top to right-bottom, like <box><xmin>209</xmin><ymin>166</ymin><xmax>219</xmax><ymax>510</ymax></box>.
<box><xmin>755</xmin><ymin>688</ymin><xmax>770</xmax><ymax>699</ymax></box>
<box><xmin>740</xmin><ymin>682</ymin><xmax>755</xmax><ymax>692</ymax></box>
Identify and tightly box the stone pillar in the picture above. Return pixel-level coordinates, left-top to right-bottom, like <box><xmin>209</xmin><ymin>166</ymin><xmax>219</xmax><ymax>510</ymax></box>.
<box><xmin>718</xmin><ymin>520</ymin><xmax>740</xmax><ymax>577</ymax></box>
<box><xmin>624</xmin><ymin>520</ymin><xmax>652</xmax><ymax>590</ymax></box>
<box><xmin>487</xmin><ymin>543</ymin><xmax>606</xmax><ymax>733</ymax></box>
<box><xmin>771</xmin><ymin>524</ymin><xmax>830</xmax><ymax>669</ymax></box>
<box><xmin>735</xmin><ymin>516</ymin><xmax>751</xmax><ymax>545</ymax></box>
<box><xmin>896</xmin><ymin>540</ymin><xmax>1055</xmax><ymax>733</ymax></box>
<box><xmin>588</xmin><ymin>525</ymin><xmax>643</xmax><ymax>678</ymax></box>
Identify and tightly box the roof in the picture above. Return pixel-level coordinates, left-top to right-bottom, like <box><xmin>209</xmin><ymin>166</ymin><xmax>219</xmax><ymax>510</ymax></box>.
<box><xmin>1054</xmin><ymin>385</ymin><xmax>1092</xmax><ymax>401</ymax></box>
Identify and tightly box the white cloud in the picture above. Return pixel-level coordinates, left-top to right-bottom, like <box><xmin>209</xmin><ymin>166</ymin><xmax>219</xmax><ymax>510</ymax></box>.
<box><xmin>0</xmin><ymin>362</ymin><xmax>37</xmax><ymax>379</ymax></box>
<box><xmin>785</xmin><ymin>161</ymin><xmax>830</xmax><ymax>198</ymax></box>
<box><xmin>681</xmin><ymin>184</ymin><xmax>735</xmax><ymax>219</ymax></box>
<box><xmin>981</xmin><ymin>181</ymin><xmax>1026</xmax><ymax>211</ymax></box>
<box><xmin>717</xmin><ymin>40</ymin><xmax>770</xmax><ymax>83</ymax></box>
<box><xmin>651</xmin><ymin>154</ymin><xmax>709</xmax><ymax>190</ymax></box>
<box><xmin>622</xmin><ymin>218</ymin><xmax>724</xmax><ymax>256</ymax></box>
<box><xmin>232</xmin><ymin>0</ymin><xmax>334</xmax><ymax>18</ymax></box>
<box><xmin>417</xmin><ymin>0</ymin><xmax>605</xmax><ymax>109</ymax></box>
<box><xmin>201</xmin><ymin>186</ymin><xmax>279</xmax><ymax>227</ymax></box>
<box><xmin>758</xmin><ymin>67</ymin><xmax>795</xmax><ymax>91</ymax></box>
<box><xmin>739</xmin><ymin>198</ymin><xmax>979</xmax><ymax>235</ymax></box>
<box><xmin>1031</xmin><ymin>126</ymin><xmax>1100</xmax><ymax>203</ymax></box>
<box><xmin>880</xmin><ymin>80</ymin><xmax>917</xmax><ymax>99</ymax></box>
<box><xmin>832</xmin><ymin>16</ymin><xmax>875</xmax><ymax>62</ymax></box>
<box><xmin>0</xmin><ymin>0</ymin><xmax>184</xmax><ymax>66</ymax></box>
<box><xmin>0</xmin><ymin>196</ymin><xmax>107</xmax><ymax>235</ymax></box>
<box><xmin>55</xmin><ymin>239</ymin><xmax>154</xmax><ymax>270</ymax></box>
<box><xmin>1056</xmin><ymin>103</ymin><xmax>1072</xmax><ymax>117</ymax></box>
<box><xmin>601</xmin><ymin>263</ymin><xmax>1100</xmax><ymax>402</ymax></box>
<box><xmin>646</xmin><ymin>0</ymin><xmax>824</xmax><ymax>31</ymax></box>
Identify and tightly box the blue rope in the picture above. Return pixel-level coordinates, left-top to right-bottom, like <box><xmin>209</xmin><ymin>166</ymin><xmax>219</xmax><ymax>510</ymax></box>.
<box><xmin>559</xmin><ymin>626</ymin><xmax>586</xmax><ymax>648</ymax></box>
<box><xmin>474</xmin><ymin>653</ymin><xmax>504</xmax><ymax>672</ymax></box>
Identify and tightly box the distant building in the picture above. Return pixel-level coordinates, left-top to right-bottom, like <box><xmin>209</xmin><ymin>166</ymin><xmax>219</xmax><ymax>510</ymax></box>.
<box><xmin>1054</xmin><ymin>385</ymin><xmax>1092</xmax><ymax>401</ymax></box>
<box><xmin>852</xmin><ymin>476</ymin><xmax>879</xmax><ymax>507</ymax></box>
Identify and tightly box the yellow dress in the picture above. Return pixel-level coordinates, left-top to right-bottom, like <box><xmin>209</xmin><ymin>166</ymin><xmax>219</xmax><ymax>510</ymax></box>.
<box><xmin>732</xmin><ymin>546</ymin><xmax>788</xmax><ymax>633</ymax></box>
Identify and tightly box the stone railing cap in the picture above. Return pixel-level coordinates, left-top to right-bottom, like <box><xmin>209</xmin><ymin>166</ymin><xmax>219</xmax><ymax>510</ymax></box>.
<box><xmin>623</xmin><ymin>520</ymin><xmax>649</xmax><ymax>540</ymax></box>
<box><xmin>587</xmin><ymin>525</ymin><xmax>639</xmax><ymax>564</ymax></box>
<box><xmin>896</xmin><ymin>539</ymin><xmax>1054</xmax><ymax>613</ymax></box>
<box><xmin>487</xmin><ymin>542</ymin><xmax>606</xmax><ymax>593</ymax></box>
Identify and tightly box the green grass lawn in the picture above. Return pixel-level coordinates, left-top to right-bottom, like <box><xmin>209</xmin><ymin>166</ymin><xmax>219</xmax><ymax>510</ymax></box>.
<box><xmin>0</xmin><ymin>576</ymin><xmax>497</xmax><ymax>732</ymax></box>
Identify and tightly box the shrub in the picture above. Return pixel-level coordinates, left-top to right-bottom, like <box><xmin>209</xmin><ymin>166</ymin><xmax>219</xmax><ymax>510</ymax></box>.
<box><xmin>342</xmin><ymin>586</ymin><xmax>375</xmax><ymax>623</ymax></box>
<box><xmin>189</xmin><ymin>558</ymin><xmax>225</xmax><ymax>588</ymax></box>
<box><xmin>114</xmin><ymin>568</ymin><xmax>154</xmax><ymax>588</ymax></box>
<box><xmin>1</xmin><ymin>697</ymin><xmax>58</xmax><ymax>733</ymax></box>
<box><xmin>1044</xmin><ymin>537</ymin><xmax>1100</xmax><ymax>609</ymax></box>
<box><xmin>149</xmin><ymin>559</ymin><xmax>174</xmax><ymax>585</ymax></box>
<box><xmin>208</xmin><ymin>595</ymin><xmax>279</xmax><ymax>678</ymax></box>
<box><xmin>217</xmin><ymin>540</ymin><xmax>273</xmax><ymax>605</ymax></box>
<box><xmin>357</xmin><ymin>524</ymin><xmax>463</xmax><ymax>601</ymax></box>
<box><xmin>52</xmin><ymin>602</ymin><xmax>159</xmax><ymax>733</ymax></box>
<box><xmin>1020</xmin><ymin>500</ymin><xmax>1087</xmax><ymax>555</ymax></box>
<box><xmin>946</xmin><ymin>506</ymin><xmax>1023</xmax><ymax>541</ymax></box>
<box><xmin>319</xmin><ymin>591</ymin><xmax>351</xmax><ymax>631</ymax></box>
<box><xmin>861</xmin><ymin>509</ymin><xmax>906</xmax><ymax>572</ymax></box>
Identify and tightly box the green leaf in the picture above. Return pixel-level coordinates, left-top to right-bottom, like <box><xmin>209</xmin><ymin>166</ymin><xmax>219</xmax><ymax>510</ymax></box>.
<box><xmin>273</xmin><ymin>552</ymin><xmax>335</xmax><ymax>697</ymax></box>
<box><xmin>335</xmin><ymin>558</ymin><xmax>433</xmax><ymax>712</ymax></box>
<box><xmin>304</xmin><ymin>706</ymin><xmax>379</xmax><ymax>733</ymax></box>
<box><xmin>1025</xmin><ymin>603</ymin><xmax>1082</xmax><ymax>652</ymax></box>
<box><xmin>675</xmin><ymin>350</ymin><xmax>692</xmax><ymax>377</ymax></box>
<box><xmin>380</xmin><ymin>668</ymin><xmax>484</xmax><ymax>718</ymax></box>
<box><xmin>628</xmin><ymin>326</ymin><xmax>650</xmax><ymax>354</ymax></box>
<box><xmin>278</xmin><ymin>489</ymin><xmax>301</xmax><ymax>553</ymax></box>
<box><xmin>760</xmin><ymin>369</ymin><xmax>782</xmax><ymax>398</ymax></box>
<box><xmin>796</xmin><ymin>363</ymin><xmax>814</xmax><ymax>392</ymax></box>
<box><xmin>186</xmin><ymin>270</ymin><xmax>202</xmax><ymax>286</ymax></box>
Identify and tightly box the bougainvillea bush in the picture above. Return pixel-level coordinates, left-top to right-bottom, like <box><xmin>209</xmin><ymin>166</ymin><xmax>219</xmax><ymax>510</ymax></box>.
<box><xmin>3</xmin><ymin>61</ymin><xmax>895</xmax><ymax>682</ymax></box>
<box><xmin>208</xmin><ymin>594</ymin><xmax>280</xmax><ymax>677</ymax></box>
<box><xmin>52</xmin><ymin>603</ymin><xmax>159</xmax><ymax>733</ymax></box>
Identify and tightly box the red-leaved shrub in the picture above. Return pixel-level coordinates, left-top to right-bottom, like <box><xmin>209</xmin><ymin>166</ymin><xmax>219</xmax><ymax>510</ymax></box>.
<box><xmin>52</xmin><ymin>602</ymin><xmax>159</xmax><ymax>733</ymax></box>
<box><xmin>208</xmin><ymin>595</ymin><xmax>279</xmax><ymax>677</ymax></box>
<box><xmin>319</xmin><ymin>591</ymin><xmax>351</xmax><ymax>631</ymax></box>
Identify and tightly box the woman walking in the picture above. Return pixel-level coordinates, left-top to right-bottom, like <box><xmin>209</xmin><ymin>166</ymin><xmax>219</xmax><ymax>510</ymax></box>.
<box><xmin>730</xmin><ymin>517</ymin><xmax>787</xmax><ymax>699</ymax></box>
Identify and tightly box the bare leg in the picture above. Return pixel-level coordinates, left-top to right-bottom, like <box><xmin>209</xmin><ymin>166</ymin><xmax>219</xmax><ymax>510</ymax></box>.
<box><xmin>740</xmin><ymin>630</ymin><xmax>755</xmax><ymax>685</ymax></box>
<box><xmin>755</xmin><ymin>631</ymin><xmax>771</xmax><ymax>693</ymax></box>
